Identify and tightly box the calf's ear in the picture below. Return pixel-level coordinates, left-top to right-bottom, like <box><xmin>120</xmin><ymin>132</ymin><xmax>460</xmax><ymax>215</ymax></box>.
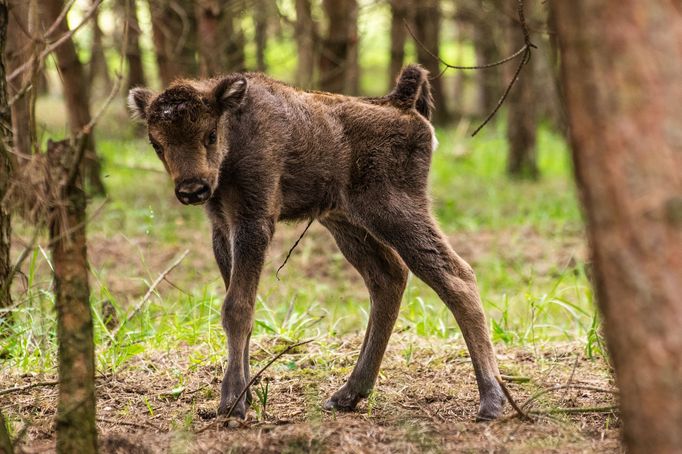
<box><xmin>127</xmin><ymin>87</ymin><xmax>154</xmax><ymax>121</ymax></box>
<box><xmin>212</xmin><ymin>75</ymin><xmax>248</xmax><ymax>112</ymax></box>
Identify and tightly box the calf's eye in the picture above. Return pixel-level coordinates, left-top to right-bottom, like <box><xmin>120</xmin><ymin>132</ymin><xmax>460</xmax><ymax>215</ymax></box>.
<box><xmin>207</xmin><ymin>129</ymin><xmax>217</xmax><ymax>146</ymax></box>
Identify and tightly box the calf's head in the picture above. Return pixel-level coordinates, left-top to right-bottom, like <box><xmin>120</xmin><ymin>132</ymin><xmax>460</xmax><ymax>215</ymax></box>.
<box><xmin>127</xmin><ymin>75</ymin><xmax>247</xmax><ymax>205</ymax></box>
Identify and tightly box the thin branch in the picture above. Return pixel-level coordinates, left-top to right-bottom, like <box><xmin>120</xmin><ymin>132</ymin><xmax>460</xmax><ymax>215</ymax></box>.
<box><xmin>275</xmin><ymin>218</ymin><xmax>314</xmax><ymax>280</ymax></box>
<box><xmin>196</xmin><ymin>339</ymin><xmax>314</xmax><ymax>433</ymax></box>
<box><xmin>530</xmin><ymin>406</ymin><xmax>618</xmax><ymax>416</ymax></box>
<box><xmin>520</xmin><ymin>384</ymin><xmax>619</xmax><ymax>411</ymax></box>
<box><xmin>7</xmin><ymin>0</ymin><xmax>104</xmax><ymax>83</ymax></box>
<box><xmin>96</xmin><ymin>417</ymin><xmax>163</xmax><ymax>432</ymax></box>
<box><xmin>495</xmin><ymin>375</ymin><xmax>534</xmax><ymax>422</ymax></box>
<box><xmin>0</xmin><ymin>380</ymin><xmax>59</xmax><ymax>397</ymax></box>
<box><xmin>109</xmin><ymin>250</ymin><xmax>189</xmax><ymax>340</ymax></box>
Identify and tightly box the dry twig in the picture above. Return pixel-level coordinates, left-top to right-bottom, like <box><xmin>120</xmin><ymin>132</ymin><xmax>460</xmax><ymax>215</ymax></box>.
<box><xmin>109</xmin><ymin>250</ymin><xmax>190</xmax><ymax>340</ymax></box>
<box><xmin>0</xmin><ymin>380</ymin><xmax>59</xmax><ymax>397</ymax></box>
<box><xmin>196</xmin><ymin>339</ymin><xmax>314</xmax><ymax>433</ymax></box>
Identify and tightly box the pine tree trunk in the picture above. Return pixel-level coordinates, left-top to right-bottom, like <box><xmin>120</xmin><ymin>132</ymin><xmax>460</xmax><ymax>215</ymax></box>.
<box><xmin>319</xmin><ymin>0</ymin><xmax>356</xmax><ymax>94</ymax></box>
<box><xmin>294</xmin><ymin>0</ymin><xmax>315</xmax><ymax>89</ymax></box>
<box><xmin>195</xmin><ymin>0</ymin><xmax>226</xmax><ymax>77</ymax></box>
<box><xmin>388</xmin><ymin>0</ymin><xmax>409</xmax><ymax>86</ymax></box>
<box><xmin>42</xmin><ymin>0</ymin><xmax>106</xmax><ymax>196</ymax></box>
<box><xmin>149</xmin><ymin>0</ymin><xmax>198</xmax><ymax>85</ymax></box>
<box><xmin>413</xmin><ymin>0</ymin><xmax>448</xmax><ymax>124</ymax></box>
<box><xmin>253</xmin><ymin>0</ymin><xmax>268</xmax><ymax>73</ymax></box>
<box><xmin>470</xmin><ymin>0</ymin><xmax>502</xmax><ymax>117</ymax></box>
<box><xmin>553</xmin><ymin>2</ymin><xmax>682</xmax><ymax>452</ymax></box>
<box><xmin>121</xmin><ymin>0</ymin><xmax>145</xmax><ymax>92</ymax></box>
<box><xmin>0</xmin><ymin>0</ymin><xmax>13</xmax><ymax>311</ymax></box>
<box><xmin>88</xmin><ymin>0</ymin><xmax>111</xmax><ymax>92</ymax></box>
<box><xmin>5</xmin><ymin>0</ymin><xmax>32</xmax><ymax>158</ymax></box>
<box><xmin>506</xmin><ymin>0</ymin><xmax>537</xmax><ymax>179</ymax></box>
<box><xmin>47</xmin><ymin>140</ymin><xmax>97</xmax><ymax>454</ymax></box>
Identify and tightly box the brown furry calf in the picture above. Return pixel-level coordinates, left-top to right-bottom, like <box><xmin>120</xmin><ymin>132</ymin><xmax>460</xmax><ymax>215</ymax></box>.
<box><xmin>128</xmin><ymin>65</ymin><xmax>506</xmax><ymax>421</ymax></box>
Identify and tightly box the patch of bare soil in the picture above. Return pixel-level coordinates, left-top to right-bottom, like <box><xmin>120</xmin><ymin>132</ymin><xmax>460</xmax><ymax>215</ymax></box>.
<box><xmin>3</xmin><ymin>337</ymin><xmax>620</xmax><ymax>453</ymax></box>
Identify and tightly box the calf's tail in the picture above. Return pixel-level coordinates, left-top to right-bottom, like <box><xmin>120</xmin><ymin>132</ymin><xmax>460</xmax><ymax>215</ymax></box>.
<box><xmin>387</xmin><ymin>64</ymin><xmax>434</xmax><ymax>121</ymax></box>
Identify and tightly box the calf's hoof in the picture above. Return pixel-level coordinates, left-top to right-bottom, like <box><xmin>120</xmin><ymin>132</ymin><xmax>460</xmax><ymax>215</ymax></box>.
<box><xmin>218</xmin><ymin>395</ymin><xmax>248</xmax><ymax>420</ymax></box>
<box><xmin>322</xmin><ymin>385</ymin><xmax>366</xmax><ymax>412</ymax></box>
<box><xmin>475</xmin><ymin>385</ymin><xmax>507</xmax><ymax>422</ymax></box>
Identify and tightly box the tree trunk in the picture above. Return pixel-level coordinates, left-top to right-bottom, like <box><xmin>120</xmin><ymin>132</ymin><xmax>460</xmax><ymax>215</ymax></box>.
<box><xmin>413</xmin><ymin>0</ymin><xmax>448</xmax><ymax>124</ymax></box>
<box><xmin>470</xmin><ymin>0</ymin><xmax>503</xmax><ymax>117</ymax></box>
<box><xmin>47</xmin><ymin>140</ymin><xmax>97</xmax><ymax>454</ymax></box>
<box><xmin>149</xmin><ymin>0</ymin><xmax>198</xmax><ymax>85</ymax></box>
<box><xmin>344</xmin><ymin>0</ymin><xmax>359</xmax><ymax>95</ymax></box>
<box><xmin>87</xmin><ymin>0</ymin><xmax>111</xmax><ymax>92</ymax></box>
<box><xmin>0</xmin><ymin>0</ymin><xmax>13</xmax><ymax>311</ymax></box>
<box><xmin>319</xmin><ymin>0</ymin><xmax>357</xmax><ymax>94</ymax></box>
<box><xmin>253</xmin><ymin>0</ymin><xmax>268</xmax><ymax>72</ymax></box>
<box><xmin>42</xmin><ymin>0</ymin><xmax>106</xmax><ymax>196</ymax></box>
<box><xmin>388</xmin><ymin>0</ymin><xmax>410</xmax><ymax>86</ymax></box>
<box><xmin>120</xmin><ymin>0</ymin><xmax>145</xmax><ymax>92</ymax></box>
<box><xmin>294</xmin><ymin>0</ymin><xmax>315</xmax><ymax>89</ymax></box>
<box><xmin>506</xmin><ymin>0</ymin><xmax>537</xmax><ymax>179</ymax></box>
<box><xmin>4</xmin><ymin>0</ymin><xmax>32</xmax><ymax>158</ymax></box>
<box><xmin>195</xmin><ymin>0</ymin><xmax>226</xmax><ymax>78</ymax></box>
<box><xmin>552</xmin><ymin>2</ymin><xmax>682</xmax><ymax>452</ymax></box>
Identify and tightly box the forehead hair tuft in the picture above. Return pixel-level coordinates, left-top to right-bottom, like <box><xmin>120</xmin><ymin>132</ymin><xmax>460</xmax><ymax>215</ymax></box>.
<box><xmin>147</xmin><ymin>84</ymin><xmax>210</xmax><ymax>125</ymax></box>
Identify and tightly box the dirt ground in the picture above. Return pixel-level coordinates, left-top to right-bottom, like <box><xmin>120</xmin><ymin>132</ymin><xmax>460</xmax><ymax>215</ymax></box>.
<box><xmin>4</xmin><ymin>336</ymin><xmax>619</xmax><ymax>453</ymax></box>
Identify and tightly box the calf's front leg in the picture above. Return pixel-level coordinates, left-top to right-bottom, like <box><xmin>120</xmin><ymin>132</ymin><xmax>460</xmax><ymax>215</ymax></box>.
<box><xmin>218</xmin><ymin>219</ymin><xmax>274</xmax><ymax>418</ymax></box>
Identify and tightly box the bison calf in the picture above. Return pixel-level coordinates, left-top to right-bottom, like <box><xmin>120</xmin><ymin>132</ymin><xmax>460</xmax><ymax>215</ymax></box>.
<box><xmin>128</xmin><ymin>65</ymin><xmax>506</xmax><ymax>421</ymax></box>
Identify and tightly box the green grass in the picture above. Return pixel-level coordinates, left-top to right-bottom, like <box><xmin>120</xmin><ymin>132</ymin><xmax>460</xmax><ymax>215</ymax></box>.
<box><xmin>2</xmin><ymin>96</ymin><xmax>601</xmax><ymax>377</ymax></box>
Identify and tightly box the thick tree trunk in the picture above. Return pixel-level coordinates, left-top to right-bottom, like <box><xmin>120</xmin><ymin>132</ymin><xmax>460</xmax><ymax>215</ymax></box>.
<box><xmin>149</xmin><ymin>0</ymin><xmax>198</xmax><ymax>85</ymax></box>
<box><xmin>4</xmin><ymin>0</ymin><xmax>32</xmax><ymax>158</ymax></box>
<box><xmin>553</xmin><ymin>2</ymin><xmax>682</xmax><ymax>452</ymax></box>
<box><xmin>319</xmin><ymin>0</ymin><xmax>357</xmax><ymax>94</ymax></box>
<box><xmin>344</xmin><ymin>0</ymin><xmax>359</xmax><ymax>95</ymax></box>
<box><xmin>47</xmin><ymin>140</ymin><xmax>97</xmax><ymax>454</ymax></box>
<box><xmin>388</xmin><ymin>0</ymin><xmax>410</xmax><ymax>86</ymax></box>
<box><xmin>506</xmin><ymin>0</ymin><xmax>537</xmax><ymax>179</ymax></box>
<box><xmin>413</xmin><ymin>0</ymin><xmax>448</xmax><ymax>124</ymax></box>
<box><xmin>0</xmin><ymin>0</ymin><xmax>13</xmax><ymax>311</ymax></box>
<box><xmin>42</xmin><ymin>0</ymin><xmax>106</xmax><ymax>196</ymax></box>
<box><xmin>120</xmin><ymin>0</ymin><xmax>145</xmax><ymax>91</ymax></box>
<box><xmin>294</xmin><ymin>0</ymin><xmax>315</xmax><ymax>89</ymax></box>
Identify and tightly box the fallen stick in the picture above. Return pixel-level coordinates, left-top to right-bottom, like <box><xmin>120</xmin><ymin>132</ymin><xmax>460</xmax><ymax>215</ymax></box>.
<box><xmin>196</xmin><ymin>339</ymin><xmax>314</xmax><ymax>433</ymax></box>
<box><xmin>495</xmin><ymin>375</ymin><xmax>534</xmax><ymax>422</ymax></box>
<box><xmin>0</xmin><ymin>380</ymin><xmax>59</xmax><ymax>397</ymax></box>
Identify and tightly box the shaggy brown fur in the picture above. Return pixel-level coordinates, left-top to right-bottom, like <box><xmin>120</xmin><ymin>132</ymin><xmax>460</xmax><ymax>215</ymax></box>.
<box><xmin>128</xmin><ymin>65</ymin><xmax>506</xmax><ymax>421</ymax></box>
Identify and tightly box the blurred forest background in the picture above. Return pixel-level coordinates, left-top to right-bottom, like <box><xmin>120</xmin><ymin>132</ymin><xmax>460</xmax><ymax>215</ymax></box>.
<box><xmin>0</xmin><ymin>0</ymin><xmax>638</xmax><ymax>452</ymax></box>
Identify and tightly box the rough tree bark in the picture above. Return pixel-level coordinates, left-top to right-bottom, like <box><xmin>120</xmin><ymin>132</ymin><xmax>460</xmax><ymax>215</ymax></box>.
<box><xmin>0</xmin><ymin>0</ymin><xmax>13</xmax><ymax>311</ymax></box>
<box><xmin>553</xmin><ymin>2</ymin><xmax>682</xmax><ymax>452</ymax></box>
<box><xmin>388</xmin><ymin>0</ymin><xmax>410</xmax><ymax>86</ymax></box>
<box><xmin>119</xmin><ymin>0</ymin><xmax>145</xmax><ymax>92</ymax></box>
<box><xmin>294</xmin><ymin>0</ymin><xmax>315</xmax><ymax>89</ymax></box>
<box><xmin>195</xmin><ymin>0</ymin><xmax>244</xmax><ymax>78</ymax></box>
<box><xmin>48</xmin><ymin>139</ymin><xmax>97</xmax><ymax>454</ymax></box>
<box><xmin>319</xmin><ymin>0</ymin><xmax>357</xmax><ymax>94</ymax></box>
<box><xmin>149</xmin><ymin>0</ymin><xmax>198</xmax><ymax>85</ymax></box>
<box><xmin>506</xmin><ymin>0</ymin><xmax>537</xmax><ymax>179</ymax></box>
<box><xmin>413</xmin><ymin>0</ymin><xmax>448</xmax><ymax>124</ymax></box>
<box><xmin>42</xmin><ymin>0</ymin><xmax>106</xmax><ymax>196</ymax></box>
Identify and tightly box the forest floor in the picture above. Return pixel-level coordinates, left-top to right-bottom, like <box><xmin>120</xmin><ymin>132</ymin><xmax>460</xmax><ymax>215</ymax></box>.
<box><xmin>5</xmin><ymin>335</ymin><xmax>619</xmax><ymax>453</ymax></box>
<box><xmin>2</xmin><ymin>101</ymin><xmax>621</xmax><ymax>452</ymax></box>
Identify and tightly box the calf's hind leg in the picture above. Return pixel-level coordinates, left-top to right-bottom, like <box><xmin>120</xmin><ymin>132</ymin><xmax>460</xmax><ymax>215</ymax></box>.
<box><xmin>353</xmin><ymin>200</ymin><xmax>506</xmax><ymax>421</ymax></box>
<box><xmin>320</xmin><ymin>215</ymin><xmax>408</xmax><ymax>411</ymax></box>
